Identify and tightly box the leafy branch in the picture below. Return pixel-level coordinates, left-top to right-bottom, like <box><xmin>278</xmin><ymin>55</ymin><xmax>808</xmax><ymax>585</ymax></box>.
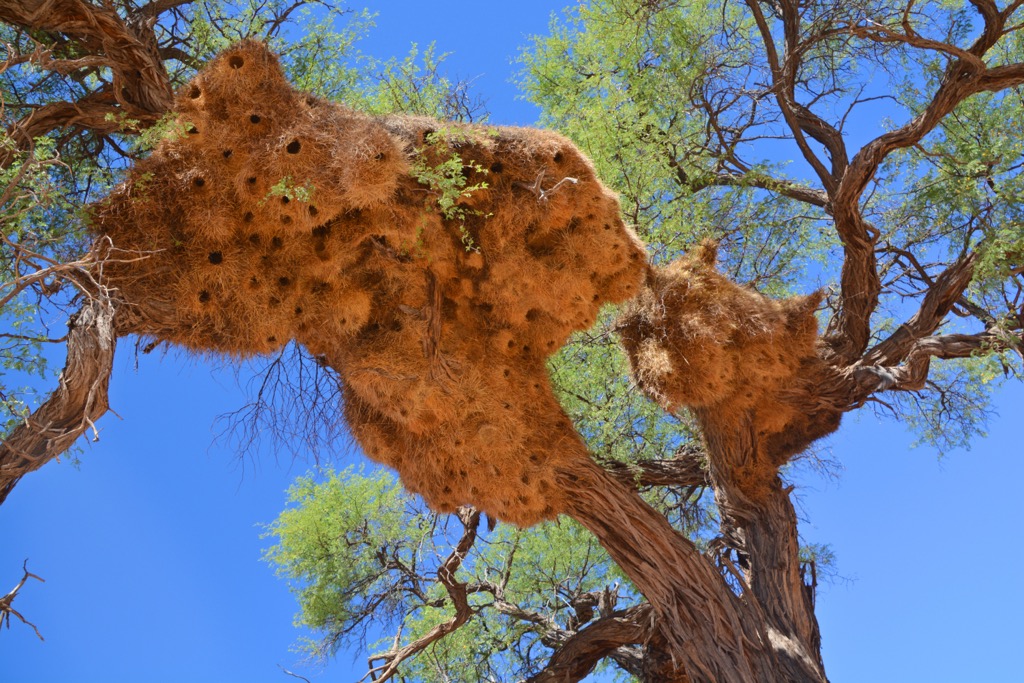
<box><xmin>410</xmin><ymin>129</ymin><xmax>490</xmax><ymax>252</ymax></box>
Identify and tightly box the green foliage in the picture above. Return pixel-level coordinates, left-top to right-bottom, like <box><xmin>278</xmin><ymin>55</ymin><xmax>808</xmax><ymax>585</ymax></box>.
<box><xmin>0</xmin><ymin>132</ymin><xmax>95</xmax><ymax>438</ymax></box>
<box><xmin>519</xmin><ymin>0</ymin><xmax>832</xmax><ymax>287</ymax></box>
<box><xmin>169</xmin><ymin>1</ymin><xmax>372</xmax><ymax>98</ymax></box>
<box><xmin>352</xmin><ymin>42</ymin><xmax>486</xmax><ymax>122</ymax></box>
<box><xmin>264</xmin><ymin>176</ymin><xmax>316</xmax><ymax>205</ymax></box>
<box><xmin>264</xmin><ymin>467</ymin><xmax>626</xmax><ymax>679</ymax></box>
<box><xmin>263</xmin><ymin>468</ymin><xmax>431</xmax><ymax>658</ymax></box>
<box><xmin>862</xmin><ymin>15</ymin><xmax>1024</xmax><ymax>443</ymax></box>
<box><xmin>0</xmin><ymin>0</ymin><xmax>373</xmax><ymax>451</ymax></box>
<box><xmin>549</xmin><ymin>311</ymin><xmax>692</xmax><ymax>465</ymax></box>
<box><xmin>799</xmin><ymin>542</ymin><xmax>839</xmax><ymax>585</ymax></box>
<box><xmin>522</xmin><ymin>0</ymin><xmax>1023</xmax><ymax>450</ymax></box>
<box><xmin>896</xmin><ymin>357</ymin><xmax>1000</xmax><ymax>455</ymax></box>
<box><xmin>135</xmin><ymin>114</ymin><xmax>194</xmax><ymax>154</ymax></box>
<box><xmin>6</xmin><ymin>1</ymin><xmax>1023</xmax><ymax>679</ymax></box>
<box><xmin>410</xmin><ymin>129</ymin><xmax>490</xmax><ymax>252</ymax></box>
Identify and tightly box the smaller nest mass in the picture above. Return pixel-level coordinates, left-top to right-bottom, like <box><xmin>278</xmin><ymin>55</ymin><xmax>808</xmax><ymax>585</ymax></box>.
<box><xmin>92</xmin><ymin>41</ymin><xmax>647</xmax><ymax>526</ymax></box>
<box><xmin>618</xmin><ymin>242</ymin><xmax>840</xmax><ymax>498</ymax></box>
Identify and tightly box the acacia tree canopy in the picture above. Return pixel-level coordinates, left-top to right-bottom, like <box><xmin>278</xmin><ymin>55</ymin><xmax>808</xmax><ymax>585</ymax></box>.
<box><xmin>1</xmin><ymin>1</ymin><xmax>1022</xmax><ymax>682</ymax></box>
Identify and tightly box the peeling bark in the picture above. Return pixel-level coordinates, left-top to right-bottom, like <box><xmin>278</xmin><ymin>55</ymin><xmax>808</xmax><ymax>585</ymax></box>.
<box><xmin>557</xmin><ymin>459</ymin><xmax>780</xmax><ymax>683</ymax></box>
<box><xmin>699</xmin><ymin>416</ymin><xmax>826</xmax><ymax>682</ymax></box>
<box><xmin>2</xmin><ymin>1</ymin><xmax>1023</xmax><ymax>681</ymax></box>
<box><xmin>0</xmin><ymin>0</ymin><xmax>173</xmax><ymax>166</ymax></box>
<box><xmin>0</xmin><ymin>298</ymin><xmax>116</xmax><ymax>502</ymax></box>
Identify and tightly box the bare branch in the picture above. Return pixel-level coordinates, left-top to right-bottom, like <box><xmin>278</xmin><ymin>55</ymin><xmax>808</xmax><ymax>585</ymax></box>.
<box><xmin>697</xmin><ymin>172</ymin><xmax>830</xmax><ymax>209</ymax></box>
<box><xmin>1</xmin><ymin>560</ymin><xmax>45</xmax><ymax>640</ymax></box>
<box><xmin>743</xmin><ymin>0</ymin><xmax>838</xmax><ymax>194</ymax></box>
<box><xmin>276</xmin><ymin>665</ymin><xmax>311</xmax><ymax>683</ymax></box>
<box><xmin>862</xmin><ymin>254</ymin><xmax>977</xmax><ymax>367</ymax></box>
<box><xmin>819</xmin><ymin>0</ymin><xmax>1023</xmax><ymax>362</ymax></box>
<box><xmin>362</xmin><ymin>508</ymin><xmax>481</xmax><ymax>683</ymax></box>
<box><xmin>844</xmin><ymin>23</ymin><xmax>987</xmax><ymax>72</ymax></box>
<box><xmin>601</xmin><ymin>445</ymin><xmax>710</xmax><ymax>489</ymax></box>
<box><xmin>887</xmin><ymin>329</ymin><xmax>1024</xmax><ymax>391</ymax></box>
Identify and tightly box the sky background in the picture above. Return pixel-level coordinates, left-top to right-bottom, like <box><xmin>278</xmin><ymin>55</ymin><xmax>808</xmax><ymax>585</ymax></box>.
<box><xmin>3</xmin><ymin>2</ymin><xmax>1023</xmax><ymax>682</ymax></box>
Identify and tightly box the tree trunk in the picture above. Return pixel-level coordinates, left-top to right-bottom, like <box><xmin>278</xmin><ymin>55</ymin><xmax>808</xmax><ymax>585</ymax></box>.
<box><xmin>698</xmin><ymin>413</ymin><xmax>828</xmax><ymax>683</ymax></box>
<box><xmin>556</xmin><ymin>422</ymin><xmax>829</xmax><ymax>682</ymax></box>
<box><xmin>558</xmin><ymin>459</ymin><xmax>778</xmax><ymax>682</ymax></box>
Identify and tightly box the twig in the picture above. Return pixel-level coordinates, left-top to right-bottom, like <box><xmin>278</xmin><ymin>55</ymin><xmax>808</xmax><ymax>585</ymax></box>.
<box><xmin>277</xmin><ymin>665</ymin><xmax>311</xmax><ymax>683</ymax></box>
<box><xmin>515</xmin><ymin>169</ymin><xmax>579</xmax><ymax>202</ymax></box>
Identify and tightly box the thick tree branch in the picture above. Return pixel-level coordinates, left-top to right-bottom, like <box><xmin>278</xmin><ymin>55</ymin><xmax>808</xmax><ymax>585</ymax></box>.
<box><xmin>888</xmin><ymin>329</ymin><xmax>1024</xmax><ymax>391</ymax></box>
<box><xmin>0</xmin><ymin>297</ymin><xmax>116</xmax><ymax>503</ymax></box>
<box><xmin>862</xmin><ymin>254</ymin><xmax>977</xmax><ymax>367</ymax></box>
<box><xmin>601</xmin><ymin>445</ymin><xmax>710</xmax><ymax>490</ymax></box>
<box><xmin>696</xmin><ymin>416</ymin><xmax>827</xmax><ymax>683</ymax></box>
<box><xmin>0</xmin><ymin>0</ymin><xmax>174</xmax><ymax>156</ymax></box>
<box><xmin>977</xmin><ymin>63</ymin><xmax>1024</xmax><ymax>91</ymax></box>
<box><xmin>525</xmin><ymin>604</ymin><xmax>654</xmax><ymax>683</ymax></box>
<box><xmin>825</xmin><ymin>8</ymin><xmax>1023</xmax><ymax>362</ymax></box>
<box><xmin>558</xmin><ymin>458</ymin><xmax>777</xmax><ymax>682</ymax></box>
<box><xmin>0</xmin><ymin>0</ymin><xmax>173</xmax><ymax>110</ymax></box>
<box><xmin>4</xmin><ymin>89</ymin><xmax>128</xmax><ymax>147</ymax></box>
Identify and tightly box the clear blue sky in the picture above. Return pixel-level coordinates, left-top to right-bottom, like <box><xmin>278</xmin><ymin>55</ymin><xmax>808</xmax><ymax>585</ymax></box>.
<box><xmin>3</xmin><ymin>2</ymin><xmax>1023</xmax><ymax>682</ymax></box>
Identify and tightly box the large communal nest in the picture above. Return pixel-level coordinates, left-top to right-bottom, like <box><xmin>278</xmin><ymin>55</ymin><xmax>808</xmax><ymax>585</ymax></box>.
<box><xmin>92</xmin><ymin>41</ymin><xmax>646</xmax><ymax>526</ymax></box>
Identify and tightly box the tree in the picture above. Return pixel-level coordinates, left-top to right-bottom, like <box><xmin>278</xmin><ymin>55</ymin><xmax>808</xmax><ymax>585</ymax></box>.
<box><xmin>2</xmin><ymin>2</ymin><xmax>1022</xmax><ymax>682</ymax></box>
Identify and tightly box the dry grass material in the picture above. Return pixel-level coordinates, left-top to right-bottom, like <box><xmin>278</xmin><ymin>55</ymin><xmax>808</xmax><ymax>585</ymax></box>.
<box><xmin>618</xmin><ymin>241</ymin><xmax>836</xmax><ymax>499</ymax></box>
<box><xmin>92</xmin><ymin>40</ymin><xmax>646</xmax><ymax>526</ymax></box>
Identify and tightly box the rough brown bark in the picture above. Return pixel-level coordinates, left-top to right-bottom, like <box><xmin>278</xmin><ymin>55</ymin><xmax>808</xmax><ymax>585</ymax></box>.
<box><xmin>0</xmin><ymin>297</ymin><xmax>116</xmax><ymax>503</ymax></box>
<box><xmin>0</xmin><ymin>0</ymin><xmax>174</xmax><ymax>165</ymax></box>
<box><xmin>557</xmin><ymin>458</ymin><xmax>783</xmax><ymax>683</ymax></box>
<box><xmin>601</xmin><ymin>446</ymin><xmax>709</xmax><ymax>489</ymax></box>
<box><xmin>365</xmin><ymin>508</ymin><xmax>481</xmax><ymax>683</ymax></box>
<box><xmin>0</xmin><ymin>0</ymin><xmax>174</xmax><ymax>114</ymax></box>
<box><xmin>526</xmin><ymin>604</ymin><xmax>654</xmax><ymax>683</ymax></box>
<box><xmin>698</xmin><ymin>415</ymin><xmax>826</xmax><ymax>682</ymax></box>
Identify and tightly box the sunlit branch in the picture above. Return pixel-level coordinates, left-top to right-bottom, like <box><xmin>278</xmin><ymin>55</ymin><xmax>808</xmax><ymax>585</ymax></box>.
<box><xmin>862</xmin><ymin>254</ymin><xmax>977</xmax><ymax>367</ymax></box>
<box><xmin>0</xmin><ymin>560</ymin><xmax>45</xmax><ymax>640</ymax></box>
<box><xmin>362</xmin><ymin>508</ymin><xmax>481</xmax><ymax>683</ymax></box>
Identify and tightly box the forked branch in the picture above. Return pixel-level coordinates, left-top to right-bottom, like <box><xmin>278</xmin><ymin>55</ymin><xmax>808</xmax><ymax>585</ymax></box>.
<box><xmin>525</xmin><ymin>604</ymin><xmax>654</xmax><ymax>683</ymax></box>
<box><xmin>0</xmin><ymin>0</ymin><xmax>174</xmax><ymax>163</ymax></box>
<box><xmin>362</xmin><ymin>508</ymin><xmax>481</xmax><ymax>683</ymax></box>
<box><xmin>826</xmin><ymin>0</ymin><xmax>1024</xmax><ymax>361</ymax></box>
<box><xmin>1</xmin><ymin>560</ymin><xmax>45</xmax><ymax>640</ymax></box>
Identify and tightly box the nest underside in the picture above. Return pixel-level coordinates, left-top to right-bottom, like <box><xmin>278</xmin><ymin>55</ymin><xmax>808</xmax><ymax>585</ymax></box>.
<box><xmin>94</xmin><ymin>41</ymin><xmax>646</xmax><ymax>525</ymax></box>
